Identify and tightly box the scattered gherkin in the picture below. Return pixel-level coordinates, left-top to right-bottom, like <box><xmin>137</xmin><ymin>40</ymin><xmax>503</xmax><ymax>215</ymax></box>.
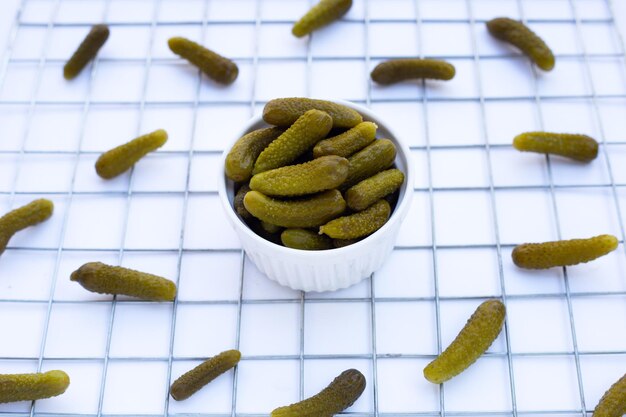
<box><xmin>95</xmin><ymin>129</ymin><xmax>168</xmax><ymax>179</ymax></box>
<box><xmin>319</xmin><ymin>199</ymin><xmax>390</xmax><ymax>239</ymax></box>
<box><xmin>343</xmin><ymin>139</ymin><xmax>397</xmax><ymax>189</ymax></box>
<box><xmin>292</xmin><ymin>0</ymin><xmax>353</xmax><ymax>38</ymax></box>
<box><xmin>424</xmin><ymin>300</ymin><xmax>506</xmax><ymax>384</ymax></box>
<box><xmin>0</xmin><ymin>370</ymin><xmax>70</xmax><ymax>403</ymax></box>
<box><xmin>263</xmin><ymin>98</ymin><xmax>362</xmax><ymax>129</ymax></box>
<box><xmin>512</xmin><ymin>234</ymin><xmax>619</xmax><ymax>269</ymax></box>
<box><xmin>63</xmin><ymin>24</ymin><xmax>109</xmax><ymax>80</ymax></box>
<box><xmin>170</xmin><ymin>350</ymin><xmax>241</xmax><ymax>401</ymax></box>
<box><xmin>281</xmin><ymin>228</ymin><xmax>334</xmax><ymax>250</ymax></box>
<box><xmin>486</xmin><ymin>17</ymin><xmax>555</xmax><ymax>71</ymax></box>
<box><xmin>0</xmin><ymin>199</ymin><xmax>54</xmax><ymax>255</ymax></box>
<box><xmin>371</xmin><ymin>59</ymin><xmax>456</xmax><ymax>85</ymax></box>
<box><xmin>70</xmin><ymin>262</ymin><xmax>177</xmax><ymax>301</ymax></box>
<box><xmin>234</xmin><ymin>184</ymin><xmax>252</xmax><ymax>220</ymax></box>
<box><xmin>513</xmin><ymin>132</ymin><xmax>598</xmax><ymax>162</ymax></box>
<box><xmin>271</xmin><ymin>369</ymin><xmax>366</xmax><ymax>417</ymax></box>
<box><xmin>253</xmin><ymin>110</ymin><xmax>333</xmax><ymax>175</ymax></box>
<box><xmin>592</xmin><ymin>373</ymin><xmax>626</xmax><ymax>417</ymax></box>
<box><xmin>243</xmin><ymin>190</ymin><xmax>346</xmax><ymax>228</ymax></box>
<box><xmin>168</xmin><ymin>37</ymin><xmax>238</xmax><ymax>85</ymax></box>
<box><xmin>225</xmin><ymin>127</ymin><xmax>285</xmax><ymax>182</ymax></box>
<box><xmin>313</xmin><ymin>121</ymin><xmax>378</xmax><ymax>158</ymax></box>
<box><xmin>346</xmin><ymin>168</ymin><xmax>405</xmax><ymax>211</ymax></box>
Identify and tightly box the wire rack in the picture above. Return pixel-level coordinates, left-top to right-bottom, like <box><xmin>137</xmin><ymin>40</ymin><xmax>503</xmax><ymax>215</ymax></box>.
<box><xmin>0</xmin><ymin>0</ymin><xmax>625</xmax><ymax>416</ymax></box>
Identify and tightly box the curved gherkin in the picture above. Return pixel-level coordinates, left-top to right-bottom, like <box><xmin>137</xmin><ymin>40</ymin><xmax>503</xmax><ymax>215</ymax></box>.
<box><xmin>0</xmin><ymin>199</ymin><xmax>54</xmax><ymax>255</ymax></box>
<box><xmin>168</xmin><ymin>37</ymin><xmax>238</xmax><ymax>85</ymax></box>
<box><xmin>263</xmin><ymin>98</ymin><xmax>362</xmax><ymax>129</ymax></box>
<box><xmin>346</xmin><ymin>168</ymin><xmax>405</xmax><ymax>211</ymax></box>
<box><xmin>313</xmin><ymin>121</ymin><xmax>377</xmax><ymax>158</ymax></box>
<box><xmin>319</xmin><ymin>199</ymin><xmax>390</xmax><ymax>239</ymax></box>
<box><xmin>225</xmin><ymin>127</ymin><xmax>284</xmax><ymax>182</ymax></box>
<box><xmin>64</xmin><ymin>24</ymin><xmax>109</xmax><ymax>80</ymax></box>
<box><xmin>513</xmin><ymin>132</ymin><xmax>598</xmax><ymax>162</ymax></box>
<box><xmin>371</xmin><ymin>59</ymin><xmax>455</xmax><ymax>85</ymax></box>
<box><xmin>0</xmin><ymin>370</ymin><xmax>70</xmax><ymax>403</ymax></box>
<box><xmin>343</xmin><ymin>139</ymin><xmax>397</xmax><ymax>189</ymax></box>
<box><xmin>292</xmin><ymin>0</ymin><xmax>353</xmax><ymax>38</ymax></box>
<box><xmin>592</xmin><ymin>373</ymin><xmax>626</xmax><ymax>417</ymax></box>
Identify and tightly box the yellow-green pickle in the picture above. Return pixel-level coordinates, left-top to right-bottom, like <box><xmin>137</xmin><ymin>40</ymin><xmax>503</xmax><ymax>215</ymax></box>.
<box><xmin>263</xmin><ymin>98</ymin><xmax>362</xmax><ymax>129</ymax></box>
<box><xmin>513</xmin><ymin>132</ymin><xmax>598</xmax><ymax>162</ymax></box>
<box><xmin>0</xmin><ymin>199</ymin><xmax>54</xmax><ymax>255</ymax></box>
<box><xmin>70</xmin><ymin>262</ymin><xmax>177</xmax><ymax>301</ymax></box>
<box><xmin>292</xmin><ymin>0</ymin><xmax>353</xmax><ymax>38</ymax></box>
<box><xmin>592</xmin><ymin>373</ymin><xmax>626</xmax><ymax>417</ymax></box>
<box><xmin>170</xmin><ymin>350</ymin><xmax>241</xmax><ymax>401</ymax></box>
<box><xmin>512</xmin><ymin>234</ymin><xmax>619</xmax><ymax>269</ymax></box>
<box><xmin>225</xmin><ymin>127</ymin><xmax>284</xmax><ymax>182</ymax></box>
<box><xmin>271</xmin><ymin>369</ymin><xmax>366</xmax><ymax>417</ymax></box>
<box><xmin>346</xmin><ymin>168</ymin><xmax>405</xmax><ymax>211</ymax></box>
<box><xmin>313</xmin><ymin>121</ymin><xmax>378</xmax><ymax>158</ymax></box>
<box><xmin>0</xmin><ymin>370</ymin><xmax>70</xmax><ymax>403</ymax></box>
<box><xmin>371</xmin><ymin>59</ymin><xmax>456</xmax><ymax>85</ymax></box>
<box><xmin>320</xmin><ymin>199</ymin><xmax>390</xmax><ymax>239</ymax></box>
<box><xmin>95</xmin><ymin>129</ymin><xmax>168</xmax><ymax>179</ymax></box>
<box><xmin>281</xmin><ymin>228</ymin><xmax>334</xmax><ymax>250</ymax></box>
<box><xmin>168</xmin><ymin>37</ymin><xmax>238</xmax><ymax>85</ymax></box>
<box><xmin>63</xmin><ymin>24</ymin><xmax>109</xmax><ymax>80</ymax></box>
<box><xmin>424</xmin><ymin>300</ymin><xmax>506</xmax><ymax>384</ymax></box>
<box><xmin>343</xmin><ymin>139</ymin><xmax>397</xmax><ymax>189</ymax></box>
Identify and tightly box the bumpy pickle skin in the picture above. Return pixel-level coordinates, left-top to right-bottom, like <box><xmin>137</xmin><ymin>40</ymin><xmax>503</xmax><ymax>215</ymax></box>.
<box><xmin>250</xmin><ymin>155</ymin><xmax>349</xmax><ymax>196</ymax></box>
<box><xmin>263</xmin><ymin>98</ymin><xmax>362</xmax><ymax>129</ymax></box>
<box><xmin>313</xmin><ymin>122</ymin><xmax>377</xmax><ymax>158</ymax></box>
<box><xmin>253</xmin><ymin>110</ymin><xmax>333</xmax><ymax>175</ymax></box>
<box><xmin>225</xmin><ymin>127</ymin><xmax>285</xmax><ymax>182</ymax></box>
<box><xmin>234</xmin><ymin>184</ymin><xmax>252</xmax><ymax>220</ymax></box>
<box><xmin>243</xmin><ymin>190</ymin><xmax>346</xmax><ymax>228</ymax></box>
<box><xmin>70</xmin><ymin>262</ymin><xmax>177</xmax><ymax>301</ymax></box>
<box><xmin>292</xmin><ymin>0</ymin><xmax>353</xmax><ymax>38</ymax></box>
<box><xmin>346</xmin><ymin>168</ymin><xmax>405</xmax><ymax>211</ymax></box>
<box><xmin>168</xmin><ymin>37</ymin><xmax>238</xmax><ymax>85</ymax></box>
<box><xmin>371</xmin><ymin>59</ymin><xmax>456</xmax><ymax>85</ymax></box>
<box><xmin>592</xmin><ymin>373</ymin><xmax>626</xmax><ymax>417</ymax></box>
<box><xmin>271</xmin><ymin>369</ymin><xmax>366</xmax><ymax>417</ymax></box>
<box><xmin>343</xmin><ymin>139</ymin><xmax>397</xmax><ymax>189</ymax></box>
<box><xmin>512</xmin><ymin>234</ymin><xmax>619</xmax><ymax>269</ymax></box>
<box><xmin>513</xmin><ymin>132</ymin><xmax>598</xmax><ymax>162</ymax></box>
<box><xmin>486</xmin><ymin>17</ymin><xmax>555</xmax><ymax>71</ymax></box>
<box><xmin>0</xmin><ymin>199</ymin><xmax>54</xmax><ymax>255</ymax></box>
<box><xmin>281</xmin><ymin>228</ymin><xmax>334</xmax><ymax>250</ymax></box>
<box><xmin>0</xmin><ymin>370</ymin><xmax>70</xmax><ymax>403</ymax></box>
<box><xmin>170</xmin><ymin>350</ymin><xmax>241</xmax><ymax>401</ymax></box>
<box><xmin>319</xmin><ymin>199</ymin><xmax>390</xmax><ymax>239</ymax></box>
<box><xmin>424</xmin><ymin>300</ymin><xmax>506</xmax><ymax>384</ymax></box>
<box><xmin>95</xmin><ymin>129</ymin><xmax>168</xmax><ymax>179</ymax></box>
<box><xmin>63</xmin><ymin>25</ymin><xmax>109</xmax><ymax>80</ymax></box>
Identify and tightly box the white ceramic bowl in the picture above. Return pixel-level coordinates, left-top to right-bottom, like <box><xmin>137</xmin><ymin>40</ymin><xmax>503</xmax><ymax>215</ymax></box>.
<box><xmin>218</xmin><ymin>99</ymin><xmax>414</xmax><ymax>292</ymax></box>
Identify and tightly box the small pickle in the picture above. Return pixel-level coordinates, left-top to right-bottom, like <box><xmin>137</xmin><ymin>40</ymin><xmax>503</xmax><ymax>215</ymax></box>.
<box><xmin>63</xmin><ymin>24</ymin><xmax>109</xmax><ymax>80</ymax></box>
<box><xmin>263</xmin><ymin>98</ymin><xmax>362</xmax><ymax>129</ymax></box>
<box><xmin>271</xmin><ymin>369</ymin><xmax>366</xmax><ymax>417</ymax></box>
<box><xmin>486</xmin><ymin>17</ymin><xmax>555</xmax><ymax>71</ymax></box>
<box><xmin>592</xmin><ymin>373</ymin><xmax>626</xmax><ymax>417</ymax></box>
<box><xmin>70</xmin><ymin>262</ymin><xmax>177</xmax><ymax>301</ymax></box>
<box><xmin>243</xmin><ymin>190</ymin><xmax>346</xmax><ymax>228</ymax></box>
<box><xmin>281</xmin><ymin>228</ymin><xmax>333</xmax><ymax>250</ymax></box>
<box><xmin>512</xmin><ymin>234</ymin><xmax>619</xmax><ymax>269</ymax></box>
<box><xmin>424</xmin><ymin>300</ymin><xmax>506</xmax><ymax>384</ymax></box>
<box><xmin>225</xmin><ymin>127</ymin><xmax>285</xmax><ymax>182</ymax></box>
<box><xmin>371</xmin><ymin>59</ymin><xmax>455</xmax><ymax>85</ymax></box>
<box><xmin>346</xmin><ymin>168</ymin><xmax>405</xmax><ymax>211</ymax></box>
<box><xmin>253</xmin><ymin>110</ymin><xmax>332</xmax><ymax>175</ymax></box>
<box><xmin>513</xmin><ymin>132</ymin><xmax>598</xmax><ymax>162</ymax></box>
<box><xmin>0</xmin><ymin>199</ymin><xmax>54</xmax><ymax>255</ymax></box>
<box><xmin>234</xmin><ymin>184</ymin><xmax>252</xmax><ymax>220</ymax></box>
<box><xmin>292</xmin><ymin>0</ymin><xmax>353</xmax><ymax>38</ymax></box>
<box><xmin>319</xmin><ymin>199</ymin><xmax>390</xmax><ymax>239</ymax></box>
<box><xmin>250</xmin><ymin>155</ymin><xmax>349</xmax><ymax>196</ymax></box>
<box><xmin>313</xmin><ymin>121</ymin><xmax>378</xmax><ymax>158</ymax></box>
<box><xmin>0</xmin><ymin>370</ymin><xmax>70</xmax><ymax>403</ymax></box>
<box><xmin>168</xmin><ymin>37</ymin><xmax>238</xmax><ymax>85</ymax></box>
<box><xmin>95</xmin><ymin>129</ymin><xmax>168</xmax><ymax>179</ymax></box>
<box><xmin>170</xmin><ymin>350</ymin><xmax>241</xmax><ymax>401</ymax></box>
<box><xmin>343</xmin><ymin>139</ymin><xmax>397</xmax><ymax>189</ymax></box>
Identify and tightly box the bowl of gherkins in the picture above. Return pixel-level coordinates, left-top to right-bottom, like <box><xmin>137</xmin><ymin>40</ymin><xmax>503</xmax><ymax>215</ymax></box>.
<box><xmin>219</xmin><ymin>98</ymin><xmax>413</xmax><ymax>292</ymax></box>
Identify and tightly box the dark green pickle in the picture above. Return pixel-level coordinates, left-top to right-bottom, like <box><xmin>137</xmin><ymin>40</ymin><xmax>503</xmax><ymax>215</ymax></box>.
<box><xmin>292</xmin><ymin>0</ymin><xmax>353</xmax><ymax>38</ymax></box>
<box><xmin>593</xmin><ymin>373</ymin><xmax>626</xmax><ymax>417</ymax></box>
<box><xmin>263</xmin><ymin>98</ymin><xmax>362</xmax><ymax>129</ymax></box>
<box><xmin>513</xmin><ymin>132</ymin><xmax>598</xmax><ymax>162</ymax></box>
<box><xmin>281</xmin><ymin>228</ymin><xmax>333</xmax><ymax>250</ymax></box>
<box><xmin>64</xmin><ymin>24</ymin><xmax>109</xmax><ymax>80</ymax></box>
<box><xmin>371</xmin><ymin>59</ymin><xmax>455</xmax><ymax>85</ymax></box>
<box><xmin>343</xmin><ymin>139</ymin><xmax>397</xmax><ymax>189</ymax></box>
<box><xmin>0</xmin><ymin>199</ymin><xmax>53</xmax><ymax>255</ymax></box>
<box><xmin>168</xmin><ymin>37</ymin><xmax>238</xmax><ymax>85</ymax></box>
<box><xmin>96</xmin><ymin>129</ymin><xmax>168</xmax><ymax>179</ymax></box>
<box><xmin>333</xmin><ymin>238</ymin><xmax>362</xmax><ymax>248</ymax></box>
<box><xmin>225</xmin><ymin>127</ymin><xmax>285</xmax><ymax>182</ymax></box>
<box><xmin>0</xmin><ymin>370</ymin><xmax>70</xmax><ymax>403</ymax></box>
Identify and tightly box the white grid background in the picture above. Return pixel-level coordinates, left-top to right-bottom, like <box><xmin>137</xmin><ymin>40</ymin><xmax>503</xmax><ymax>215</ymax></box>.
<box><xmin>0</xmin><ymin>0</ymin><xmax>626</xmax><ymax>415</ymax></box>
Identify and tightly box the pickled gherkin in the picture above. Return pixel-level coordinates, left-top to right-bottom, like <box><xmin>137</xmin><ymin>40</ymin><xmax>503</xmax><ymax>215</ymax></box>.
<box><xmin>424</xmin><ymin>300</ymin><xmax>505</xmax><ymax>384</ymax></box>
<box><xmin>0</xmin><ymin>370</ymin><xmax>70</xmax><ymax>403</ymax></box>
<box><xmin>168</xmin><ymin>37</ymin><xmax>238</xmax><ymax>85</ymax></box>
<box><xmin>313</xmin><ymin>121</ymin><xmax>377</xmax><ymax>158</ymax></box>
<box><xmin>253</xmin><ymin>110</ymin><xmax>332</xmax><ymax>175</ymax></box>
<box><xmin>225</xmin><ymin>127</ymin><xmax>285</xmax><ymax>182</ymax></box>
<box><xmin>170</xmin><ymin>350</ymin><xmax>241</xmax><ymax>401</ymax></box>
<box><xmin>343</xmin><ymin>139</ymin><xmax>397</xmax><ymax>189</ymax></box>
<box><xmin>234</xmin><ymin>184</ymin><xmax>252</xmax><ymax>220</ymax></box>
<box><xmin>64</xmin><ymin>24</ymin><xmax>109</xmax><ymax>80</ymax></box>
<box><xmin>346</xmin><ymin>168</ymin><xmax>405</xmax><ymax>211</ymax></box>
<box><xmin>592</xmin><ymin>373</ymin><xmax>626</xmax><ymax>417</ymax></box>
<box><xmin>243</xmin><ymin>190</ymin><xmax>346</xmax><ymax>228</ymax></box>
<box><xmin>250</xmin><ymin>155</ymin><xmax>349</xmax><ymax>196</ymax></box>
<box><xmin>263</xmin><ymin>98</ymin><xmax>362</xmax><ymax>129</ymax></box>
<box><xmin>513</xmin><ymin>132</ymin><xmax>598</xmax><ymax>162</ymax></box>
<box><xmin>319</xmin><ymin>199</ymin><xmax>390</xmax><ymax>239</ymax></box>
<box><xmin>371</xmin><ymin>59</ymin><xmax>456</xmax><ymax>85</ymax></box>
<box><xmin>96</xmin><ymin>129</ymin><xmax>168</xmax><ymax>179</ymax></box>
<box><xmin>271</xmin><ymin>368</ymin><xmax>366</xmax><ymax>417</ymax></box>
<box><xmin>281</xmin><ymin>228</ymin><xmax>333</xmax><ymax>250</ymax></box>
<box><xmin>292</xmin><ymin>0</ymin><xmax>353</xmax><ymax>38</ymax></box>
<box><xmin>0</xmin><ymin>199</ymin><xmax>53</xmax><ymax>255</ymax></box>
<box><xmin>70</xmin><ymin>262</ymin><xmax>177</xmax><ymax>301</ymax></box>
<box><xmin>512</xmin><ymin>234</ymin><xmax>618</xmax><ymax>269</ymax></box>
<box><xmin>486</xmin><ymin>17</ymin><xmax>555</xmax><ymax>71</ymax></box>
